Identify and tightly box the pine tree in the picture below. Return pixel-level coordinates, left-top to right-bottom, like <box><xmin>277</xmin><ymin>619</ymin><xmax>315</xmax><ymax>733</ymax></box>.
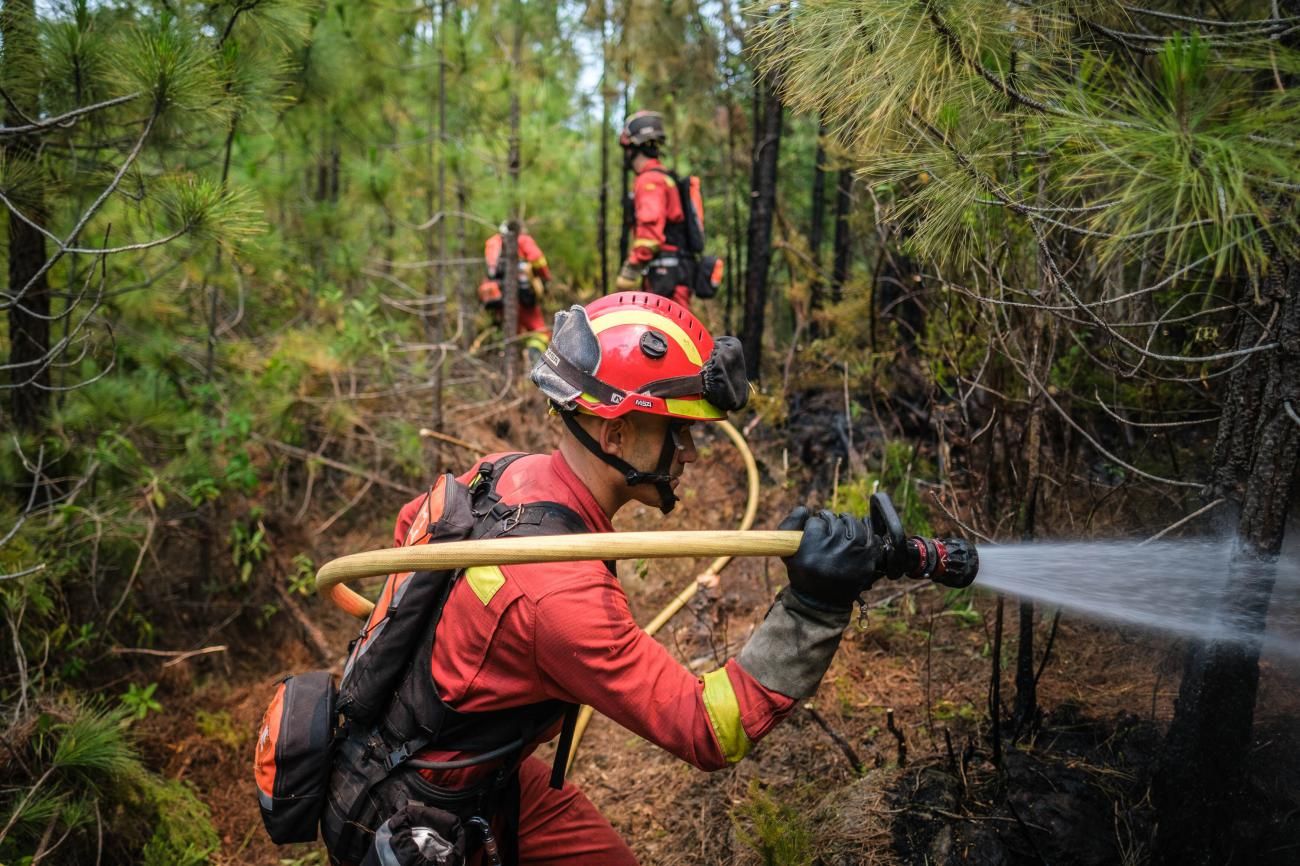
<box><xmin>753</xmin><ymin>4</ymin><xmax>1300</xmax><ymax>858</ymax></box>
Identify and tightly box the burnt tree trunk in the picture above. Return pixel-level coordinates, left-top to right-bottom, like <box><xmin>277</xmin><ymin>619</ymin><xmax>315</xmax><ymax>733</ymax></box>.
<box><xmin>741</xmin><ymin>72</ymin><xmax>783</xmax><ymax>382</ymax></box>
<box><xmin>874</xmin><ymin>232</ymin><xmax>925</xmax><ymax>346</ymax></box>
<box><xmin>807</xmin><ymin>119</ymin><xmax>828</xmax><ymax>337</ymax></box>
<box><xmin>831</xmin><ymin>168</ymin><xmax>852</xmax><ymax>304</ymax></box>
<box><xmin>3</xmin><ymin>0</ymin><xmax>51</xmax><ymax>430</ymax></box>
<box><xmin>1154</xmin><ymin>256</ymin><xmax>1300</xmax><ymax>865</ymax></box>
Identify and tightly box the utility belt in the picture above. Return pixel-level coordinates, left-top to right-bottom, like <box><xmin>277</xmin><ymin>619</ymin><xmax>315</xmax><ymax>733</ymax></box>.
<box><xmin>324</xmin><ymin>726</ymin><xmax>526</xmax><ymax>866</ymax></box>
<box><xmin>646</xmin><ymin>251</ymin><xmax>722</xmax><ymax>300</ymax></box>
<box><xmin>487</xmin><ymin>267</ymin><xmax>540</xmax><ymax>308</ymax></box>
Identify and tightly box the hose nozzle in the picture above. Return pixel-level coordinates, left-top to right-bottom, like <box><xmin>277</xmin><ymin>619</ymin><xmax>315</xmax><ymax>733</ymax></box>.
<box><xmin>905</xmin><ymin>535</ymin><xmax>979</xmax><ymax>588</ymax></box>
<box><xmin>869</xmin><ymin>492</ymin><xmax>980</xmax><ymax>588</ymax></box>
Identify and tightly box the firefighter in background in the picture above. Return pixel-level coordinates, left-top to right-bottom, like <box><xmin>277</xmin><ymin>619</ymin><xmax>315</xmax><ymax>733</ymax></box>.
<box><xmin>615</xmin><ymin>111</ymin><xmax>722</xmax><ymax>308</ymax></box>
<box><xmin>479</xmin><ymin>220</ymin><xmax>551</xmax><ymax>360</ymax></box>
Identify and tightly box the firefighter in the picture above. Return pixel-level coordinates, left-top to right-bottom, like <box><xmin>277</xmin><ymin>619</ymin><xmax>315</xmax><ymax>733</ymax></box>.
<box><xmin>479</xmin><ymin>220</ymin><xmax>550</xmax><ymax>359</ymax></box>
<box><xmin>384</xmin><ymin>293</ymin><xmax>882</xmax><ymax>865</ymax></box>
<box><xmin>616</xmin><ymin>111</ymin><xmax>696</xmax><ymax>307</ymax></box>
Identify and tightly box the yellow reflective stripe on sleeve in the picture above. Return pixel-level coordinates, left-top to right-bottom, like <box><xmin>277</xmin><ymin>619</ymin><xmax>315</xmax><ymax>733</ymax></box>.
<box><xmin>631</xmin><ymin>238</ymin><xmax>661</xmax><ymax>250</ymax></box>
<box><xmin>701</xmin><ymin>668</ymin><xmax>752</xmax><ymax>764</ymax></box>
<box><xmin>464</xmin><ymin>565</ymin><xmax>505</xmax><ymax>606</ymax></box>
<box><xmin>533</xmin><ymin>256</ymin><xmax>549</xmax><ymax>270</ymax></box>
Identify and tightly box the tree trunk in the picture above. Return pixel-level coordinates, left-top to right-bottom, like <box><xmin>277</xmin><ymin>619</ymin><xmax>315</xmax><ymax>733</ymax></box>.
<box><xmin>597</xmin><ymin>2</ymin><xmax>610</xmax><ymax>294</ymax></box>
<box><xmin>874</xmin><ymin>235</ymin><xmax>924</xmax><ymax>346</ymax></box>
<box><xmin>426</xmin><ymin>0</ymin><xmax>447</xmax><ymax>465</ymax></box>
<box><xmin>502</xmin><ymin>6</ymin><xmax>522</xmax><ymax>378</ymax></box>
<box><xmin>3</xmin><ymin>0</ymin><xmax>51</xmax><ymax>430</ymax></box>
<box><xmin>831</xmin><ymin>168</ymin><xmax>852</xmax><ymax>304</ymax></box>
<box><xmin>456</xmin><ymin>180</ymin><xmax>470</xmax><ymax>348</ymax></box>
<box><xmin>1154</xmin><ymin>256</ymin><xmax>1300</xmax><ymax>865</ymax></box>
<box><xmin>807</xmin><ymin>119</ymin><xmax>828</xmax><ymax>336</ymax></box>
<box><xmin>741</xmin><ymin>72</ymin><xmax>783</xmax><ymax>382</ymax></box>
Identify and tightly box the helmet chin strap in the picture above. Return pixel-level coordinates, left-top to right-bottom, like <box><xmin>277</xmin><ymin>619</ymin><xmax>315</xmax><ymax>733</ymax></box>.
<box><xmin>557</xmin><ymin>406</ymin><xmax>679</xmax><ymax>515</ymax></box>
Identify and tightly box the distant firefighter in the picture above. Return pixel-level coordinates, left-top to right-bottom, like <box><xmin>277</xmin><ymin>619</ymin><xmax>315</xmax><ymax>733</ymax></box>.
<box><xmin>616</xmin><ymin>110</ymin><xmax>723</xmax><ymax>307</ymax></box>
<box><xmin>479</xmin><ymin>220</ymin><xmax>550</xmax><ymax>359</ymax></box>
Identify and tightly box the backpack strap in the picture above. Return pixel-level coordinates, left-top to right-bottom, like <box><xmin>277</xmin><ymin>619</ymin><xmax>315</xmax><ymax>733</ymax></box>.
<box><xmin>391</xmin><ymin>454</ymin><xmax>593</xmax><ymax>788</ymax></box>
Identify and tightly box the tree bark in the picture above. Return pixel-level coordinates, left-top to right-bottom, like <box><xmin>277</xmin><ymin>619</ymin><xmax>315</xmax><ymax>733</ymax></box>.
<box><xmin>597</xmin><ymin>1</ymin><xmax>610</xmax><ymax>294</ymax></box>
<box><xmin>426</xmin><ymin>0</ymin><xmax>447</xmax><ymax>465</ymax></box>
<box><xmin>3</xmin><ymin>0</ymin><xmax>51</xmax><ymax>429</ymax></box>
<box><xmin>1154</xmin><ymin>256</ymin><xmax>1300</xmax><ymax>865</ymax></box>
<box><xmin>741</xmin><ymin>72</ymin><xmax>783</xmax><ymax>382</ymax></box>
<box><xmin>807</xmin><ymin>119</ymin><xmax>828</xmax><ymax>336</ymax></box>
<box><xmin>831</xmin><ymin>168</ymin><xmax>852</xmax><ymax>304</ymax></box>
<box><xmin>502</xmin><ymin>4</ymin><xmax>522</xmax><ymax>378</ymax></box>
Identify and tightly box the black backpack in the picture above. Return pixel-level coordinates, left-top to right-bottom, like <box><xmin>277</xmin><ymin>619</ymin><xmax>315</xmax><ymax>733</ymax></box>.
<box><xmin>254</xmin><ymin>454</ymin><xmax>591</xmax><ymax>864</ymax></box>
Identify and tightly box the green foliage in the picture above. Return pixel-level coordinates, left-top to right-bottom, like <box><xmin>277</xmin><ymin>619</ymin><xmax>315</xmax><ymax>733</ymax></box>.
<box><xmin>832</xmin><ymin>440</ymin><xmax>933</xmax><ymax>537</ymax></box>
<box><xmin>287</xmin><ymin>552</ymin><xmax>316</xmax><ymax>596</ymax></box>
<box><xmin>157</xmin><ymin>176</ymin><xmax>266</xmax><ymax>248</ymax></box>
<box><xmin>931</xmin><ymin>699</ymin><xmax>978</xmax><ymax>723</ymax></box>
<box><xmin>120</xmin><ymin>682</ymin><xmax>164</xmax><ymax>720</ymax></box>
<box><xmin>754</xmin><ymin>1</ymin><xmax>1300</xmax><ymax>278</ymax></box>
<box><xmin>939</xmin><ymin>587</ymin><xmax>982</xmax><ymax>627</ymax></box>
<box><xmin>230</xmin><ymin>511</ymin><xmax>270</xmax><ymax>584</ymax></box>
<box><xmin>195</xmin><ymin>709</ymin><xmax>245</xmax><ymax>750</ymax></box>
<box><xmin>0</xmin><ymin>703</ymin><xmax>137</xmax><ymax>859</ymax></box>
<box><xmin>139</xmin><ymin>778</ymin><xmax>220</xmax><ymax>866</ymax></box>
<box><xmin>733</xmin><ymin>780</ymin><xmax>815</xmax><ymax>866</ymax></box>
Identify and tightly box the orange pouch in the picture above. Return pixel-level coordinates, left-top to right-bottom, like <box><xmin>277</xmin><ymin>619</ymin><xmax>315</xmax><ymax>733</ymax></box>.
<box><xmin>254</xmin><ymin>670</ymin><xmax>337</xmax><ymax>844</ymax></box>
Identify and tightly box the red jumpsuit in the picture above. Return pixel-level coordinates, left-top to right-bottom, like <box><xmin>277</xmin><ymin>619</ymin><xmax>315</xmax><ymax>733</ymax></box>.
<box><xmin>392</xmin><ymin>451</ymin><xmax>797</xmax><ymax>864</ymax></box>
<box><xmin>628</xmin><ymin>159</ymin><xmax>692</xmax><ymax>309</ymax></box>
<box><xmin>484</xmin><ymin>232</ymin><xmax>550</xmax><ymax>336</ymax></box>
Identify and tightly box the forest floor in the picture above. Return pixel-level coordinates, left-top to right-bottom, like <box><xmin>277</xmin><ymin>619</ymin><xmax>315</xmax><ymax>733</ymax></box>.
<box><xmin>134</xmin><ymin>392</ymin><xmax>1300</xmax><ymax>866</ymax></box>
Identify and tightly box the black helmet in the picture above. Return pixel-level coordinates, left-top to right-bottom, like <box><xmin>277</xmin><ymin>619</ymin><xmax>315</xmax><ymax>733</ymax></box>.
<box><xmin>619</xmin><ymin>111</ymin><xmax>666</xmax><ymax>148</ymax></box>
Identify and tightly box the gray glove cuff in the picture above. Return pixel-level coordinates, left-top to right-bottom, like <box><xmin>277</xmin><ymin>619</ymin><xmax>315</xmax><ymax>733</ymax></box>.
<box><xmin>736</xmin><ymin>589</ymin><xmax>851</xmax><ymax>699</ymax></box>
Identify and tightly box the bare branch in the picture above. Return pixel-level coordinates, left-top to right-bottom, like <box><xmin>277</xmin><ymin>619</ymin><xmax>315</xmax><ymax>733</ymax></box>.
<box><xmin>0</xmin><ymin>92</ymin><xmax>141</xmax><ymax>136</ymax></box>
<box><xmin>4</xmin><ymin>111</ymin><xmax>159</xmax><ymax>307</ymax></box>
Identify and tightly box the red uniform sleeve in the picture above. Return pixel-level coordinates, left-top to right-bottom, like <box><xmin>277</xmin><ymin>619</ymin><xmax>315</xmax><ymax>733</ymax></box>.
<box><xmin>532</xmin><ymin>576</ymin><xmax>795</xmax><ymax>771</ymax></box>
<box><xmin>630</xmin><ymin>173</ymin><xmax>668</xmax><ymax>264</ymax></box>
<box><xmin>518</xmin><ymin>235</ymin><xmax>551</xmax><ymax>280</ymax></box>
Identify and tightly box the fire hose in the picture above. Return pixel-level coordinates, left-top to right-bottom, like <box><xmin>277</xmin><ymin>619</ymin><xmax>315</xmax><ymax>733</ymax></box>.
<box><xmin>316</xmin><ymin>420</ymin><xmax>978</xmax><ymax>769</ymax></box>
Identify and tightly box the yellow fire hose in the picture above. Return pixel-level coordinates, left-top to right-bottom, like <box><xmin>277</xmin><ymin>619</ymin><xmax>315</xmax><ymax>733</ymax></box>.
<box><xmin>316</xmin><ymin>419</ymin><xmax>764</xmax><ymax>772</ymax></box>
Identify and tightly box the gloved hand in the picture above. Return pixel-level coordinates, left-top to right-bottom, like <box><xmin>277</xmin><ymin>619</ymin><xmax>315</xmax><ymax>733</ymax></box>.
<box><xmin>615</xmin><ymin>261</ymin><xmax>644</xmax><ymax>291</ymax></box>
<box><xmin>780</xmin><ymin>506</ymin><xmax>881</xmax><ymax>612</ymax></box>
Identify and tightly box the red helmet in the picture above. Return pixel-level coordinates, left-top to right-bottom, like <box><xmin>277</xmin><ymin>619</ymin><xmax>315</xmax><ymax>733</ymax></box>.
<box><xmin>532</xmin><ymin>292</ymin><xmax>748</xmax><ymax>422</ymax></box>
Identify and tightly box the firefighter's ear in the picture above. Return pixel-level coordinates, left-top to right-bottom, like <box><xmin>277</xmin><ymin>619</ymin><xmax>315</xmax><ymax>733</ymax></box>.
<box><xmin>598</xmin><ymin>416</ymin><xmax>628</xmax><ymax>458</ymax></box>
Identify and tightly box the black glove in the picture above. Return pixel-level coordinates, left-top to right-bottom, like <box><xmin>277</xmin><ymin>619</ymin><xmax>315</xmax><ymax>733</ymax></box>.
<box><xmin>779</xmin><ymin>506</ymin><xmax>881</xmax><ymax>612</ymax></box>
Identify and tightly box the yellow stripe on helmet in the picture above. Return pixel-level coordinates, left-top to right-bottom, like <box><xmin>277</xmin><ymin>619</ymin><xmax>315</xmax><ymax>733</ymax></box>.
<box><xmin>591</xmin><ymin>310</ymin><xmax>703</xmax><ymax>365</ymax></box>
<box><xmin>701</xmin><ymin>667</ymin><xmax>752</xmax><ymax>764</ymax></box>
<box><xmin>666</xmin><ymin>398</ymin><xmax>725</xmax><ymax>420</ymax></box>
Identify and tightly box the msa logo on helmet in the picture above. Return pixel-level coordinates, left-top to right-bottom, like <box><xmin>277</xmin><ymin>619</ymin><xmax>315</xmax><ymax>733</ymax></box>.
<box><xmin>634</xmin><ymin>398</ymin><xmax>654</xmax><ymax>408</ymax></box>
